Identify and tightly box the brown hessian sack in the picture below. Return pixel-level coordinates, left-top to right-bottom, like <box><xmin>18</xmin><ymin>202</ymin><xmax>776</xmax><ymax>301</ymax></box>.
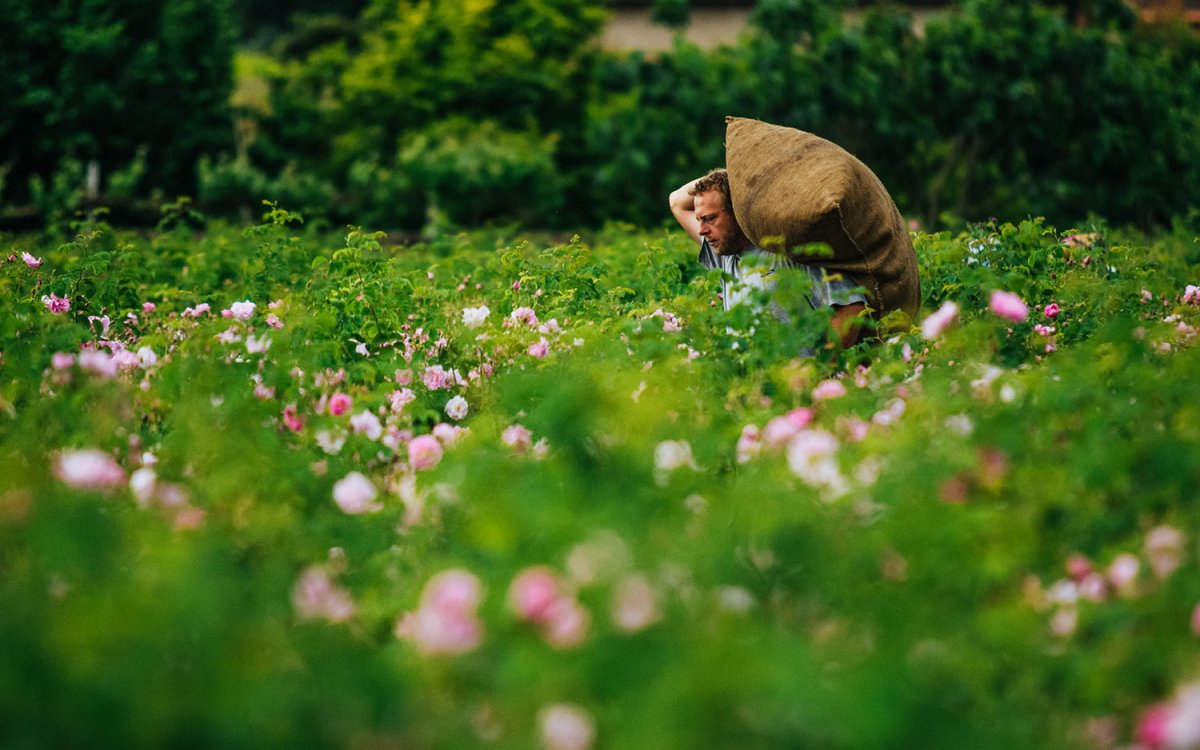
<box><xmin>724</xmin><ymin>116</ymin><xmax>920</xmax><ymax>331</ymax></box>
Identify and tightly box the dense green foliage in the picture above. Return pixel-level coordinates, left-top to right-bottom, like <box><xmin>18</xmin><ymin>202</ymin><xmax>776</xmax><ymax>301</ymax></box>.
<box><xmin>2</xmin><ymin>211</ymin><xmax>1200</xmax><ymax>748</ymax></box>
<box><xmin>212</xmin><ymin>0</ymin><xmax>1200</xmax><ymax>232</ymax></box>
<box><xmin>0</xmin><ymin>0</ymin><xmax>237</xmax><ymax>212</ymax></box>
<box><xmin>6</xmin><ymin>1</ymin><xmax>1199</xmax><ymax>234</ymax></box>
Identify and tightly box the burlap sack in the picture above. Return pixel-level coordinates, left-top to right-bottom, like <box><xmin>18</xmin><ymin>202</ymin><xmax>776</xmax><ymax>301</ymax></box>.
<box><xmin>725</xmin><ymin>116</ymin><xmax>920</xmax><ymax>330</ymax></box>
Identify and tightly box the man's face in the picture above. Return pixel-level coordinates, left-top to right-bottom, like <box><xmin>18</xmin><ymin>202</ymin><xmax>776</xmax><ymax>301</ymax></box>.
<box><xmin>694</xmin><ymin>191</ymin><xmax>749</xmax><ymax>255</ymax></box>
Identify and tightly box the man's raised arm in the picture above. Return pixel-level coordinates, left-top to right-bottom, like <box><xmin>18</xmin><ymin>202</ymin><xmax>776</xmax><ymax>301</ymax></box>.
<box><xmin>668</xmin><ymin>178</ymin><xmax>703</xmax><ymax>245</ymax></box>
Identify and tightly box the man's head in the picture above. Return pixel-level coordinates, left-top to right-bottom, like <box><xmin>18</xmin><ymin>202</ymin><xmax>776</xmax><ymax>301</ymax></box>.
<box><xmin>689</xmin><ymin>169</ymin><xmax>751</xmax><ymax>255</ymax></box>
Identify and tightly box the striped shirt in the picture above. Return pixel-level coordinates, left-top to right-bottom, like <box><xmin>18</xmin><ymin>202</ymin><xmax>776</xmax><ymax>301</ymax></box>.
<box><xmin>698</xmin><ymin>239</ymin><xmax>867</xmax><ymax>313</ymax></box>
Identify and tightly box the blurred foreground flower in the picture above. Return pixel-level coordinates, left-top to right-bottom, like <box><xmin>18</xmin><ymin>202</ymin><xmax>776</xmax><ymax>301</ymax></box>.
<box><xmin>921</xmin><ymin>300</ymin><xmax>959</xmax><ymax>340</ymax></box>
<box><xmin>989</xmin><ymin>290</ymin><xmax>1029</xmax><ymax>323</ymax></box>
<box><xmin>292</xmin><ymin>566</ymin><xmax>356</xmax><ymax>624</ymax></box>
<box><xmin>396</xmin><ymin>569</ymin><xmax>485</xmax><ymax>656</ymax></box>
<box><xmin>538</xmin><ymin>703</ymin><xmax>596</xmax><ymax>750</ymax></box>
<box><xmin>332</xmin><ymin>471</ymin><xmax>381</xmax><ymax>514</ymax></box>
<box><xmin>509</xmin><ymin>566</ymin><xmax>591</xmax><ymax>649</ymax></box>
<box><xmin>55</xmin><ymin>449</ymin><xmax>126</xmax><ymax>490</ymax></box>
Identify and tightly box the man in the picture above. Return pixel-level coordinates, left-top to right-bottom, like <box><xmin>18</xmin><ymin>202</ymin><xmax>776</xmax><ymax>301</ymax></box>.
<box><xmin>668</xmin><ymin>169</ymin><xmax>867</xmax><ymax>349</ymax></box>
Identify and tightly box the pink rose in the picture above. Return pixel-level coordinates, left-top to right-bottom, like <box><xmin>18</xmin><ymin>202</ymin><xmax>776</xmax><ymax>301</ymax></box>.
<box><xmin>502</xmin><ymin>424</ymin><xmax>533</xmax><ymax>453</ymax></box>
<box><xmin>292</xmin><ymin>566</ymin><xmax>356</xmax><ymax>623</ymax></box>
<box><xmin>611</xmin><ymin>574</ymin><xmax>661</xmax><ymax>633</ymax></box>
<box><xmin>408</xmin><ymin>434</ymin><xmax>443</xmax><ymax>471</ymax></box>
<box><xmin>41</xmin><ymin>293</ymin><xmax>70</xmax><ymax>314</ymax></box>
<box><xmin>989</xmin><ymin>290</ymin><xmax>1029</xmax><ymax>323</ymax></box>
<box><xmin>55</xmin><ymin>449</ymin><xmax>126</xmax><ymax>489</ymax></box>
<box><xmin>921</xmin><ymin>300</ymin><xmax>960</xmax><ymax>340</ymax></box>
<box><xmin>282</xmin><ymin>404</ymin><xmax>304</xmax><ymax>433</ymax></box>
<box><xmin>397</xmin><ymin>569</ymin><xmax>485</xmax><ymax>656</ymax></box>
<box><xmin>509</xmin><ymin>566</ymin><xmax>563</xmax><ymax>623</ymax></box>
<box><xmin>812</xmin><ymin>379</ymin><xmax>847</xmax><ymax>401</ymax></box>
<box><xmin>1043</xmin><ymin>303</ymin><xmax>1061</xmax><ymax>318</ymax></box>
<box><xmin>22</xmin><ymin>252</ymin><xmax>43</xmax><ymax>268</ymax></box>
<box><xmin>332</xmin><ymin>471</ymin><xmax>380</xmax><ymax>514</ymax></box>
<box><xmin>328</xmin><ymin>392</ymin><xmax>352</xmax><ymax>416</ymax></box>
<box><xmin>528</xmin><ymin>338</ymin><xmax>549</xmax><ymax>358</ymax></box>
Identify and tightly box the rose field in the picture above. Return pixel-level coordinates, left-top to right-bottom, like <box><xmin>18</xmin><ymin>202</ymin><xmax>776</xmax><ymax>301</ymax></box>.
<box><xmin>3</xmin><ymin>208</ymin><xmax>1200</xmax><ymax>749</ymax></box>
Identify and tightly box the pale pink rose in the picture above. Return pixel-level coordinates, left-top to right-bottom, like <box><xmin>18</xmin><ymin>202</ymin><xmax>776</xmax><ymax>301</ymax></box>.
<box><xmin>502</xmin><ymin>424</ymin><xmax>533</xmax><ymax>453</ymax></box>
<box><xmin>539</xmin><ymin>318</ymin><xmax>562</xmax><ymax>334</ymax></box>
<box><xmin>989</xmin><ymin>290</ymin><xmax>1029</xmax><ymax>322</ymax></box>
<box><xmin>612</xmin><ymin>574</ymin><xmax>661</xmax><ymax>633</ymax></box>
<box><xmin>51</xmin><ymin>352</ymin><xmax>75</xmax><ymax>370</ymax></box>
<box><xmin>538</xmin><ymin>703</ymin><xmax>596</xmax><ymax>750</ymax></box>
<box><xmin>129</xmin><ymin>467</ymin><xmax>157</xmax><ymax>506</ymax></box>
<box><xmin>389</xmin><ymin>388</ymin><xmax>416</xmax><ymax>412</ymax></box>
<box><xmin>839</xmin><ymin>416</ymin><xmax>870</xmax><ymax>443</ymax></box>
<box><xmin>328</xmin><ymin>392</ymin><xmax>353</xmax><ymax>416</ymax></box>
<box><xmin>349</xmin><ymin>410</ymin><xmax>383</xmax><ymax>440</ymax></box>
<box><xmin>1049</xmin><ymin>607</ymin><xmax>1078</xmax><ymax>637</ymax></box>
<box><xmin>735</xmin><ymin>424</ymin><xmax>761</xmax><ymax>464</ymax></box>
<box><xmin>1106</xmin><ymin>553</ymin><xmax>1140</xmax><ymax>594</ymax></box>
<box><xmin>1078</xmin><ymin>573</ymin><xmax>1107</xmax><ymax>602</ymax></box>
<box><xmin>394</xmin><ymin>368</ymin><xmax>413</xmax><ymax>386</ymax></box>
<box><xmin>21</xmin><ymin>252</ymin><xmax>43</xmax><ymax>268</ymax></box>
<box><xmin>182</xmin><ymin>302</ymin><xmax>210</xmax><ymax>317</ymax></box>
<box><xmin>1166</xmin><ymin>683</ymin><xmax>1200</xmax><ymax>748</ymax></box>
<box><xmin>265</xmin><ymin>313</ymin><xmax>284</xmax><ymax>328</ymax></box>
<box><xmin>528</xmin><ymin>338</ymin><xmax>549</xmax><ymax>358</ymax></box>
<box><xmin>762</xmin><ymin>416</ymin><xmax>801</xmax><ymax>450</ymax></box>
<box><xmin>1145</xmin><ymin>525</ymin><xmax>1186</xmax><ymax>579</ymax></box>
<box><xmin>78</xmin><ymin>350</ymin><xmax>117</xmax><ymax>378</ymax></box>
<box><xmin>398</xmin><ymin>569</ymin><xmax>485</xmax><ymax>656</ymax></box>
<box><xmin>408</xmin><ymin>434</ymin><xmax>443</xmax><ymax>471</ymax></box>
<box><xmin>55</xmin><ymin>449</ymin><xmax>126</xmax><ymax>489</ymax></box>
<box><xmin>136</xmin><ymin>346</ymin><xmax>158</xmax><ymax>368</ymax></box>
<box><xmin>1043</xmin><ymin>303</ymin><xmax>1061</xmax><ymax>318</ymax></box>
<box><xmin>432</xmin><ymin>422</ymin><xmax>466</xmax><ymax>445</ymax></box>
<box><xmin>1142</xmin><ymin>289</ymin><xmax>1154</xmax><ymax>303</ymax></box>
<box><xmin>540</xmin><ymin>597</ymin><xmax>591</xmax><ymax>649</ymax></box>
<box><xmin>654</xmin><ymin>440</ymin><xmax>697</xmax><ymax>472</ymax></box>
<box><xmin>921</xmin><ymin>300</ymin><xmax>960</xmax><ymax>340</ymax></box>
<box><xmin>332</xmin><ymin>471</ymin><xmax>381</xmax><ymax>514</ymax></box>
<box><xmin>292</xmin><ymin>566</ymin><xmax>356</xmax><ymax>623</ymax></box>
<box><xmin>227</xmin><ymin>300</ymin><xmax>255</xmax><ymax>320</ymax></box>
<box><xmin>87</xmin><ymin>314</ymin><xmax>111</xmax><ymax>336</ymax></box>
<box><xmin>143</xmin><ymin>301</ymin><xmax>156</xmax><ymax>313</ymax></box>
<box><xmin>1184</xmin><ymin>285</ymin><xmax>1200</xmax><ymax>306</ymax></box>
<box><xmin>245</xmin><ymin>336</ymin><xmax>271</xmax><ymax>354</ymax></box>
<box><xmin>445</xmin><ymin>395</ymin><xmax>469</xmax><ymax>420</ymax></box>
<box><xmin>812</xmin><ymin>379</ymin><xmax>847</xmax><ymax>401</ymax></box>
<box><xmin>509</xmin><ymin>566</ymin><xmax>563</xmax><ymax>623</ymax></box>
<box><xmin>111</xmin><ymin>350</ymin><xmax>140</xmax><ymax>370</ymax></box>
<box><xmin>422</xmin><ymin>365</ymin><xmax>453</xmax><ymax>391</ymax></box>
<box><xmin>1033</xmin><ymin>324</ymin><xmax>1055</xmax><ymax>337</ymax></box>
<box><xmin>510</xmin><ymin>306</ymin><xmax>538</xmax><ymax>327</ymax></box>
<box><xmin>41</xmin><ymin>293</ymin><xmax>70</xmax><ymax>314</ymax></box>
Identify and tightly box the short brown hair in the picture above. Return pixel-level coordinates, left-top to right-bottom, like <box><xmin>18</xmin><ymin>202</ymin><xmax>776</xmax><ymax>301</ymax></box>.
<box><xmin>689</xmin><ymin>168</ymin><xmax>732</xmax><ymax>210</ymax></box>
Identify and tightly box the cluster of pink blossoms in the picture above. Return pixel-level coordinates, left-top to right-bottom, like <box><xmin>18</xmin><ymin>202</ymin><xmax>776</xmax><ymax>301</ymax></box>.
<box><xmin>1029</xmin><ymin>525</ymin><xmax>1189</xmax><ymax>639</ymax></box>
